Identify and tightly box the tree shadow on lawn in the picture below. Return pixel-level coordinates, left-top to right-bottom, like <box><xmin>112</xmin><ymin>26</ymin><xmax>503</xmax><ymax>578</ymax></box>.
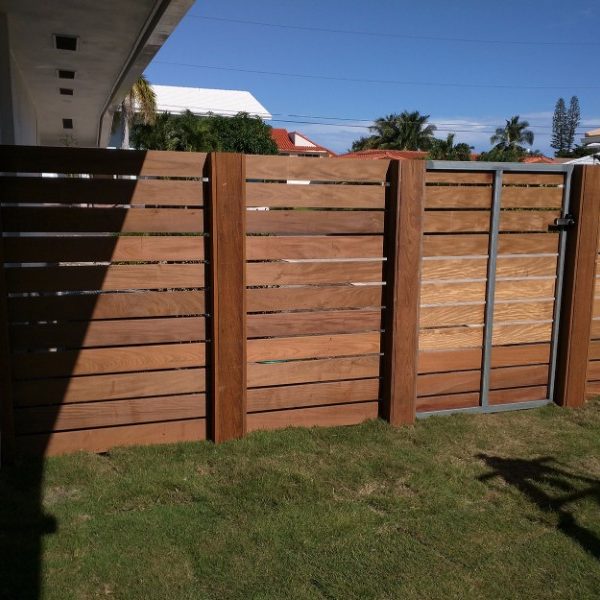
<box><xmin>477</xmin><ymin>454</ymin><xmax>600</xmax><ymax>560</ymax></box>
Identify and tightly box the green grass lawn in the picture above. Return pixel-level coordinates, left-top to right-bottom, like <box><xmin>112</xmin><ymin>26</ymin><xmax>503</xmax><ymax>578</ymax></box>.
<box><xmin>2</xmin><ymin>400</ymin><xmax>600</xmax><ymax>600</ymax></box>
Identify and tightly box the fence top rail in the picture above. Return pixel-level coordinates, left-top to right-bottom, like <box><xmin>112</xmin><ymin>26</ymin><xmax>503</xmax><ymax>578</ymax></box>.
<box><xmin>427</xmin><ymin>160</ymin><xmax>574</xmax><ymax>173</ymax></box>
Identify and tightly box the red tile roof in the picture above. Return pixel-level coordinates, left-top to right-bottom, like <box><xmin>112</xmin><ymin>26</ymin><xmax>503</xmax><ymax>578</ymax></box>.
<box><xmin>521</xmin><ymin>156</ymin><xmax>560</xmax><ymax>164</ymax></box>
<box><xmin>338</xmin><ymin>149</ymin><xmax>428</xmax><ymax>160</ymax></box>
<box><xmin>270</xmin><ymin>128</ymin><xmax>335</xmax><ymax>156</ymax></box>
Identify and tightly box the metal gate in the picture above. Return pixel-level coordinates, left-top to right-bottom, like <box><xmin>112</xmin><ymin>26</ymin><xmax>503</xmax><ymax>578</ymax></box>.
<box><xmin>417</xmin><ymin>161</ymin><xmax>574</xmax><ymax>417</ymax></box>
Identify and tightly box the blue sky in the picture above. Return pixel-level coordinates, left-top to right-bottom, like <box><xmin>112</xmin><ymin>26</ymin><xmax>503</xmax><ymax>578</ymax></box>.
<box><xmin>145</xmin><ymin>0</ymin><xmax>600</xmax><ymax>154</ymax></box>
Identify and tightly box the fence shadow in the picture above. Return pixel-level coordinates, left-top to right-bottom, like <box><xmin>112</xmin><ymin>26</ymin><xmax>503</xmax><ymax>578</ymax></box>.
<box><xmin>477</xmin><ymin>454</ymin><xmax>600</xmax><ymax>560</ymax></box>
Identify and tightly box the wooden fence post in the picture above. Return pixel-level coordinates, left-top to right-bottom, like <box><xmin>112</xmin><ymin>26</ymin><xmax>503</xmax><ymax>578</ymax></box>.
<box><xmin>0</xmin><ymin>209</ymin><xmax>15</xmax><ymax>463</ymax></box>
<box><xmin>207</xmin><ymin>152</ymin><xmax>247</xmax><ymax>442</ymax></box>
<box><xmin>555</xmin><ymin>165</ymin><xmax>600</xmax><ymax>408</ymax></box>
<box><xmin>380</xmin><ymin>159</ymin><xmax>425</xmax><ymax>425</ymax></box>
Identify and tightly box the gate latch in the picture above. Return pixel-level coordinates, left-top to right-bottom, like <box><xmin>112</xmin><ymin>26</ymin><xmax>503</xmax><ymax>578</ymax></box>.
<box><xmin>551</xmin><ymin>214</ymin><xmax>575</xmax><ymax>231</ymax></box>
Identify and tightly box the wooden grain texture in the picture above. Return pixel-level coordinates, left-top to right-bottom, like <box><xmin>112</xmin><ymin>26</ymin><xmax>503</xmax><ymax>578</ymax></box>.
<box><xmin>12</xmin><ymin>343</ymin><xmax>206</xmax><ymax>379</ymax></box>
<box><xmin>11</xmin><ymin>316</ymin><xmax>206</xmax><ymax>350</ymax></box>
<box><xmin>8</xmin><ymin>290</ymin><xmax>205</xmax><ymax>322</ymax></box>
<box><xmin>14</xmin><ymin>368</ymin><xmax>206</xmax><ymax>407</ymax></box>
<box><xmin>424</xmin><ymin>211</ymin><xmax>489</xmax><ymax>233</ymax></box>
<box><xmin>4</xmin><ymin>236</ymin><xmax>205</xmax><ymax>263</ymax></box>
<box><xmin>589</xmin><ymin>340</ymin><xmax>600</xmax><ymax>361</ymax></box>
<box><xmin>418</xmin><ymin>369</ymin><xmax>481</xmax><ymax>396</ymax></box>
<box><xmin>247</xmin><ymin>355</ymin><xmax>380</xmax><ymax>388</ymax></box>
<box><xmin>420</xmin><ymin>304</ymin><xmax>485</xmax><ymax>328</ymax></box>
<box><xmin>489</xmin><ymin>386</ymin><xmax>548</xmax><ymax>405</ymax></box>
<box><xmin>246</xmin><ymin>235</ymin><xmax>384</xmax><ymax>260</ymax></box>
<box><xmin>425</xmin><ymin>186</ymin><xmax>491</xmax><ymax>209</ymax></box>
<box><xmin>246</xmin><ymin>182</ymin><xmax>385</xmax><ymax>208</ymax></box>
<box><xmin>0</xmin><ymin>177</ymin><xmax>204</xmax><ymax>206</ymax></box>
<box><xmin>208</xmin><ymin>153</ymin><xmax>247</xmax><ymax>442</ymax></box>
<box><xmin>0</xmin><ymin>211</ymin><xmax>15</xmax><ymax>461</ymax></box>
<box><xmin>416</xmin><ymin>392</ymin><xmax>480</xmax><ymax>412</ymax></box>
<box><xmin>245</xmin><ymin>154</ymin><xmax>390</xmax><ymax>182</ymax></box>
<box><xmin>247</xmin><ymin>285</ymin><xmax>383</xmax><ymax>312</ymax></box>
<box><xmin>17</xmin><ymin>418</ymin><xmax>207</xmax><ymax>457</ymax></box>
<box><xmin>426</xmin><ymin>172</ymin><xmax>493</xmax><ymax>184</ymax></box>
<box><xmin>1</xmin><ymin>207</ymin><xmax>205</xmax><ymax>233</ymax></box>
<box><xmin>493</xmin><ymin>300</ymin><xmax>555</xmax><ymax>323</ymax></box>
<box><xmin>5</xmin><ymin>263</ymin><xmax>205</xmax><ymax>293</ymax></box>
<box><xmin>381</xmin><ymin>160</ymin><xmax>424</xmax><ymax>425</ymax></box>
<box><xmin>501</xmin><ymin>186</ymin><xmax>563</xmax><ymax>208</ymax></box>
<box><xmin>490</xmin><ymin>364</ymin><xmax>549</xmax><ymax>389</ymax></box>
<box><xmin>556</xmin><ymin>166</ymin><xmax>600</xmax><ymax>407</ymax></box>
<box><xmin>502</xmin><ymin>173</ymin><xmax>564</xmax><ymax>185</ymax></box>
<box><xmin>418</xmin><ymin>343</ymin><xmax>551</xmax><ymax>374</ymax></box>
<box><xmin>247</xmin><ymin>332</ymin><xmax>380</xmax><ymax>362</ymax></box>
<box><xmin>492</xmin><ymin>322</ymin><xmax>553</xmax><ymax>345</ymax></box>
<box><xmin>0</xmin><ymin>145</ymin><xmax>207</xmax><ymax>177</ymax></box>
<box><xmin>247</xmin><ymin>379</ymin><xmax>380</xmax><ymax>413</ymax></box>
<box><xmin>15</xmin><ymin>394</ymin><xmax>207</xmax><ymax>434</ymax></box>
<box><xmin>423</xmin><ymin>233</ymin><xmax>558</xmax><ymax>257</ymax></box>
<box><xmin>246</xmin><ymin>210</ymin><xmax>384</xmax><ymax>234</ymax></box>
<box><xmin>247</xmin><ymin>309</ymin><xmax>382</xmax><ymax>338</ymax></box>
<box><xmin>246</xmin><ymin>401</ymin><xmax>379</xmax><ymax>432</ymax></box>
<box><xmin>419</xmin><ymin>326</ymin><xmax>483</xmax><ymax>350</ymax></box>
<box><xmin>247</xmin><ymin>261</ymin><xmax>383</xmax><ymax>286</ymax></box>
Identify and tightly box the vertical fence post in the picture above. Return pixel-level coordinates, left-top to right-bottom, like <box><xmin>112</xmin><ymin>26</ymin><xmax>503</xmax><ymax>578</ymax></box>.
<box><xmin>555</xmin><ymin>165</ymin><xmax>600</xmax><ymax>408</ymax></box>
<box><xmin>207</xmin><ymin>152</ymin><xmax>247</xmax><ymax>442</ymax></box>
<box><xmin>380</xmin><ymin>159</ymin><xmax>425</xmax><ymax>425</ymax></box>
<box><xmin>0</xmin><ymin>209</ymin><xmax>15</xmax><ymax>463</ymax></box>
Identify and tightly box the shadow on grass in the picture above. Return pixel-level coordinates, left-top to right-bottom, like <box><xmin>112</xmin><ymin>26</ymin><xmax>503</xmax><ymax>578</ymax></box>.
<box><xmin>477</xmin><ymin>454</ymin><xmax>600</xmax><ymax>560</ymax></box>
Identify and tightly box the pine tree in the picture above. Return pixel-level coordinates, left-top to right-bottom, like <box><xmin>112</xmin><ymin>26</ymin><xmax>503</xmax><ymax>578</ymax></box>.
<box><xmin>566</xmin><ymin>96</ymin><xmax>580</xmax><ymax>152</ymax></box>
<box><xmin>551</xmin><ymin>98</ymin><xmax>567</xmax><ymax>154</ymax></box>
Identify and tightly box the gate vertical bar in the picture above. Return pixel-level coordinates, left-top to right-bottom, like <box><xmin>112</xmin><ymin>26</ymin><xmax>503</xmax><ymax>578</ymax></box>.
<box><xmin>380</xmin><ymin>159</ymin><xmax>424</xmax><ymax>425</ymax></box>
<box><xmin>480</xmin><ymin>169</ymin><xmax>503</xmax><ymax>408</ymax></box>
<box><xmin>0</xmin><ymin>206</ymin><xmax>15</xmax><ymax>463</ymax></box>
<box><xmin>207</xmin><ymin>152</ymin><xmax>247</xmax><ymax>442</ymax></box>
<box><xmin>547</xmin><ymin>168</ymin><xmax>573</xmax><ymax>402</ymax></box>
<box><xmin>555</xmin><ymin>165</ymin><xmax>600</xmax><ymax>407</ymax></box>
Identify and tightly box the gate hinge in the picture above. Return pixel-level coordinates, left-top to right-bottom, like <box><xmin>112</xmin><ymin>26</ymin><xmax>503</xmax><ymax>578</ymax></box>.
<box><xmin>551</xmin><ymin>213</ymin><xmax>575</xmax><ymax>231</ymax></box>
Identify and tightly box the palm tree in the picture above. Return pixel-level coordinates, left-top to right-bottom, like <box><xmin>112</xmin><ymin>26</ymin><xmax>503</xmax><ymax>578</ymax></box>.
<box><xmin>428</xmin><ymin>133</ymin><xmax>472</xmax><ymax>161</ymax></box>
<box><xmin>490</xmin><ymin>116</ymin><xmax>534</xmax><ymax>149</ymax></box>
<box><xmin>119</xmin><ymin>75</ymin><xmax>157</xmax><ymax>149</ymax></box>
<box><xmin>368</xmin><ymin>111</ymin><xmax>437</xmax><ymax>150</ymax></box>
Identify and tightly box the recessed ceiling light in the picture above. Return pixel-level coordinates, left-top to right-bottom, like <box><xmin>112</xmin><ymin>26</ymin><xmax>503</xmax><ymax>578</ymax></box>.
<box><xmin>57</xmin><ymin>69</ymin><xmax>76</xmax><ymax>79</ymax></box>
<box><xmin>62</xmin><ymin>118</ymin><xmax>74</xmax><ymax>129</ymax></box>
<box><xmin>59</xmin><ymin>88</ymin><xmax>74</xmax><ymax>96</ymax></box>
<box><xmin>54</xmin><ymin>35</ymin><xmax>78</xmax><ymax>51</ymax></box>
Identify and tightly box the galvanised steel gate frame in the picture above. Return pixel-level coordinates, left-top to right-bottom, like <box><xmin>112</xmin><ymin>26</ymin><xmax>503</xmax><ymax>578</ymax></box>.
<box><xmin>418</xmin><ymin>161</ymin><xmax>575</xmax><ymax>418</ymax></box>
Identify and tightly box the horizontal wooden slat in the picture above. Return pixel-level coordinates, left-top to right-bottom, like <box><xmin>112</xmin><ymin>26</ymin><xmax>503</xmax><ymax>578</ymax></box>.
<box><xmin>14</xmin><ymin>368</ymin><xmax>206</xmax><ymax>406</ymax></box>
<box><xmin>492</xmin><ymin>322</ymin><xmax>552</xmax><ymax>345</ymax></box>
<box><xmin>419</xmin><ymin>343</ymin><xmax>551</xmax><ymax>374</ymax></box>
<box><xmin>425</xmin><ymin>186</ymin><xmax>491</xmax><ymax>209</ymax></box>
<box><xmin>248</xmin><ymin>355</ymin><xmax>380</xmax><ymax>388</ymax></box>
<box><xmin>420</xmin><ymin>304</ymin><xmax>485</xmax><ymax>327</ymax></box>
<box><xmin>500</xmin><ymin>211</ymin><xmax>559</xmax><ymax>232</ymax></box>
<box><xmin>589</xmin><ymin>340</ymin><xmax>600</xmax><ymax>361</ymax></box>
<box><xmin>247</xmin><ymin>285</ymin><xmax>382</xmax><ymax>312</ymax></box>
<box><xmin>17</xmin><ymin>418</ymin><xmax>207</xmax><ymax>456</ymax></box>
<box><xmin>247</xmin><ymin>401</ymin><xmax>378</xmax><ymax>432</ymax></box>
<box><xmin>421</xmin><ymin>281</ymin><xmax>486</xmax><ymax>304</ymax></box>
<box><xmin>501</xmin><ymin>186</ymin><xmax>563</xmax><ymax>208</ymax></box>
<box><xmin>2</xmin><ymin>207</ymin><xmax>205</xmax><ymax>233</ymax></box>
<box><xmin>4</xmin><ymin>236</ymin><xmax>205</xmax><ymax>263</ymax></box>
<box><xmin>502</xmin><ymin>173</ymin><xmax>564</xmax><ymax>186</ymax></box>
<box><xmin>495</xmin><ymin>279</ymin><xmax>556</xmax><ymax>300</ymax></box>
<box><xmin>587</xmin><ymin>360</ymin><xmax>600</xmax><ymax>380</ymax></box>
<box><xmin>426</xmin><ymin>172</ymin><xmax>493</xmax><ymax>184</ymax></box>
<box><xmin>423</xmin><ymin>211</ymin><xmax>558</xmax><ymax>234</ymax></box>
<box><xmin>246</xmin><ymin>235</ymin><xmax>383</xmax><ymax>260</ymax></box>
<box><xmin>246</xmin><ymin>210</ymin><xmax>384</xmax><ymax>234</ymax></box>
<box><xmin>0</xmin><ymin>177</ymin><xmax>204</xmax><ymax>206</ymax></box>
<box><xmin>5</xmin><ymin>264</ymin><xmax>205</xmax><ymax>293</ymax></box>
<box><xmin>12</xmin><ymin>343</ymin><xmax>206</xmax><ymax>379</ymax></box>
<box><xmin>416</xmin><ymin>392</ymin><xmax>480</xmax><ymax>412</ymax></box>
<box><xmin>489</xmin><ymin>386</ymin><xmax>548</xmax><ymax>405</ymax></box>
<box><xmin>15</xmin><ymin>394</ymin><xmax>207</xmax><ymax>434</ymax></box>
<box><xmin>245</xmin><ymin>154</ymin><xmax>389</xmax><ymax>182</ymax></box>
<box><xmin>247</xmin><ymin>379</ymin><xmax>380</xmax><ymax>413</ymax></box>
<box><xmin>419</xmin><ymin>326</ymin><xmax>483</xmax><ymax>350</ymax></box>
<box><xmin>247</xmin><ymin>310</ymin><xmax>382</xmax><ymax>338</ymax></box>
<box><xmin>490</xmin><ymin>364</ymin><xmax>549</xmax><ymax>389</ymax></box>
<box><xmin>247</xmin><ymin>332</ymin><xmax>380</xmax><ymax>362</ymax></box>
<box><xmin>247</xmin><ymin>261</ymin><xmax>383</xmax><ymax>286</ymax></box>
<box><xmin>591</xmin><ymin>319</ymin><xmax>600</xmax><ymax>338</ymax></box>
<box><xmin>246</xmin><ymin>182</ymin><xmax>385</xmax><ymax>208</ymax></box>
<box><xmin>423</xmin><ymin>233</ymin><xmax>559</xmax><ymax>257</ymax></box>
<box><xmin>494</xmin><ymin>301</ymin><xmax>555</xmax><ymax>323</ymax></box>
<box><xmin>11</xmin><ymin>316</ymin><xmax>206</xmax><ymax>350</ymax></box>
<box><xmin>0</xmin><ymin>146</ymin><xmax>207</xmax><ymax>177</ymax></box>
<box><xmin>8</xmin><ymin>290</ymin><xmax>205</xmax><ymax>322</ymax></box>
<box><xmin>418</xmin><ymin>369</ymin><xmax>480</xmax><ymax>396</ymax></box>
<box><xmin>421</xmin><ymin>255</ymin><xmax>557</xmax><ymax>282</ymax></box>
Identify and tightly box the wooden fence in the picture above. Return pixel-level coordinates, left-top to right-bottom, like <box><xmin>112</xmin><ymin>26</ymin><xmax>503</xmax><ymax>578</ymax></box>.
<box><xmin>0</xmin><ymin>146</ymin><xmax>598</xmax><ymax>458</ymax></box>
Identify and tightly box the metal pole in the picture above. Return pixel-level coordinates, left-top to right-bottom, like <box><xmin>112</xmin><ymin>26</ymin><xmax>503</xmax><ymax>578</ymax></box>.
<box><xmin>480</xmin><ymin>169</ymin><xmax>503</xmax><ymax>408</ymax></box>
<box><xmin>547</xmin><ymin>167</ymin><xmax>574</xmax><ymax>402</ymax></box>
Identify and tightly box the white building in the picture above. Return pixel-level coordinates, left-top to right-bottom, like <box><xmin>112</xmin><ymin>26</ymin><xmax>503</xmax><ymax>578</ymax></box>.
<box><xmin>581</xmin><ymin>127</ymin><xmax>600</xmax><ymax>150</ymax></box>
